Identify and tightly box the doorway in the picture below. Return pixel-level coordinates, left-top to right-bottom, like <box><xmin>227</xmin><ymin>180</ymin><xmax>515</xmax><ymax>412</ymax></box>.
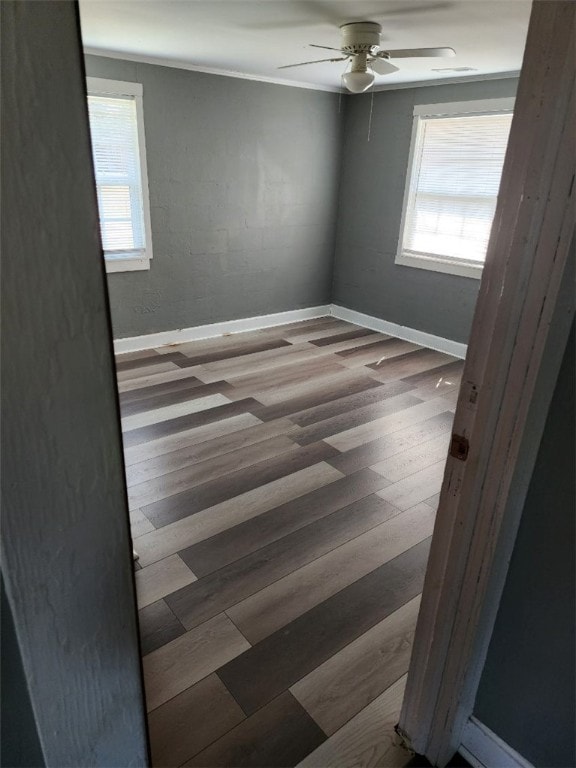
<box><xmin>83</xmin><ymin>2</ymin><xmax>571</xmax><ymax>766</ymax></box>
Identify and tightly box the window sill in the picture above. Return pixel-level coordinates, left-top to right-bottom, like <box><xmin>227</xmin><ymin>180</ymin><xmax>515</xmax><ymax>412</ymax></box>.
<box><xmin>105</xmin><ymin>255</ymin><xmax>150</xmax><ymax>273</ymax></box>
<box><xmin>396</xmin><ymin>251</ymin><xmax>483</xmax><ymax>280</ymax></box>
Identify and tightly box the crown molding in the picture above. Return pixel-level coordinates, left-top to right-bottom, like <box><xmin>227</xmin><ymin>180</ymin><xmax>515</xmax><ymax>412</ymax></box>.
<box><xmin>83</xmin><ymin>47</ymin><xmax>340</xmax><ymax>93</ymax></box>
<box><xmin>371</xmin><ymin>70</ymin><xmax>521</xmax><ymax>92</ymax></box>
<box><xmin>83</xmin><ymin>48</ymin><xmax>519</xmax><ymax>95</ymax></box>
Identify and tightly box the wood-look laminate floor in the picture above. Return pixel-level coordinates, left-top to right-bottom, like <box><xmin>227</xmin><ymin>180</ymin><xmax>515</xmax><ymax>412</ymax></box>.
<box><xmin>116</xmin><ymin>318</ymin><xmax>463</xmax><ymax>768</ymax></box>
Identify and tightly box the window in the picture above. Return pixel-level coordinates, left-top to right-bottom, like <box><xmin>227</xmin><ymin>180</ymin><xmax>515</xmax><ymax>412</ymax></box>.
<box><xmin>396</xmin><ymin>98</ymin><xmax>514</xmax><ymax>279</ymax></box>
<box><xmin>86</xmin><ymin>78</ymin><xmax>153</xmax><ymax>272</ymax></box>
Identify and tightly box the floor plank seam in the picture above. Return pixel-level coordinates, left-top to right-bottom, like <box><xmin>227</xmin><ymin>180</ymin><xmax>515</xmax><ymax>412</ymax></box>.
<box><xmin>174</xmin><ymin>491</ymin><xmax>407</xmax><ymax>586</ymax></box>
<box><xmin>291</xmin><ymin>656</ymin><xmax>417</xmax><ymax>738</ymax></box>
<box><xmin>160</xmin><ymin>493</ymin><xmax>412</xmax><ymax>636</ymax></box>
<box><xmin>222</xmin><ymin>611</ymin><xmax>254</xmax><ymax>656</ymax></box>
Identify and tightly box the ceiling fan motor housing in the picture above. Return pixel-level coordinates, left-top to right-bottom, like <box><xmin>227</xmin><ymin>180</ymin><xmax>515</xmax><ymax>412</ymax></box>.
<box><xmin>340</xmin><ymin>21</ymin><xmax>382</xmax><ymax>55</ymax></box>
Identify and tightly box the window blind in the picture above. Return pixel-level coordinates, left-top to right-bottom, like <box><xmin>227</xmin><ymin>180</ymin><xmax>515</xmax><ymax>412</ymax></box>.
<box><xmin>87</xmin><ymin>94</ymin><xmax>146</xmax><ymax>256</ymax></box>
<box><xmin>404</xmin><ymin>112</ymin><xmax>513</xmax><ymax>264</ymax></box>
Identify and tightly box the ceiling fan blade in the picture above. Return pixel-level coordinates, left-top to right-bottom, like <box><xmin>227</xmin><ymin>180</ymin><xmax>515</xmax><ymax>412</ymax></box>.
<box><xmin>385</xmin><ymin>47</ymin><xmax>456</xmax><ymax>58</ymax></box>
<box><xmin>309</xmin><ymin>44</ymin><xmax>344</xmax><ymax>52</ymax></box>
<box><xmin>242</xmin><ymin>2</ymin><xmax>454</xmax><ymax>31</ymax></box>
<box><xmin>239</xmin><ymin>0</ymin><xmax>347</xmax><ymax>30</ymax></box>
<box><xmin>278</xmin><ymin>57</ymin><xmax>348</xmax><ymax>70</ymax></box>
<box><xmin>375</xmin><ymin>2</ymin><xmax>454</xmax><ymax>18</ymax></box>
<box><xmin>370</xmin><ymin>58</ymin><xmax>399</xmax><ymax>76</ymax></box>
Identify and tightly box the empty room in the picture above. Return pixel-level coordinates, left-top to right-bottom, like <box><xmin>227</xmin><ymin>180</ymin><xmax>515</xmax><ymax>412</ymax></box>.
<box><xmin>4</xmin><ymin>2</ymin><xmax>575</xmax><ymax>768</ymax></box>
<box><xmin>80</xmin><ymin>1</ymin><xmax>524</xmax><ymax>764</ymax></box>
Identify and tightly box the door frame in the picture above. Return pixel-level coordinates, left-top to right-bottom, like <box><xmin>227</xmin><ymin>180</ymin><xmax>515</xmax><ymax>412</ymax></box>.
<box><xmin>398</xmin><ymin>2</ymin><xmax>575</xmax><ymax>765</ymax></box>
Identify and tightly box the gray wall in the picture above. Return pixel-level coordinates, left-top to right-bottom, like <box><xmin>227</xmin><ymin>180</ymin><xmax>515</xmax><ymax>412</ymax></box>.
<box><xmin>84</xmin><ymin>54</ymin><xmax>343</xmax><ymax>339</ymax></box>
<box><xmin>1</xmin><ymin>574</ymin><xmax>45</xmax><ymax>768</ymax></box>
<box><xmin>84</xmin><ymin>57</ymin><xmax>518</xmax><ymax>345</ymax></box>
<box><xmin>1</xmin><ymin>2</ymin><xmax>148</xmax><ymax>765</ymax></box>
<box><xmin>332</xmin><ymin>77</ymin><xmax>518</xmax><ymax>344</ymax></box>
<box><xmin>474</xmin><ymin>322</ymin><xmax>575</xmax><ymax>767</ymax></box>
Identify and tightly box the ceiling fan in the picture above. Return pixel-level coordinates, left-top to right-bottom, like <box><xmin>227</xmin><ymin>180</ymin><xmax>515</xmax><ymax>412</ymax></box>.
<box><xmin>278</xmin><ymin>21</ymin><xmax>455</xmax><ymax>93</ymax></box>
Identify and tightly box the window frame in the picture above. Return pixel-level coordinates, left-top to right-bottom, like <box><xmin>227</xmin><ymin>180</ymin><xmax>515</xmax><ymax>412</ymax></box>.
<box><xmin>395</xmin><ymin>97</ymin><xmax>515</xmax><ymax>280</ymax></box>
<box><xmin>86</xmin><ymin>77</ymin><xmax>153</xmax><ymax>273</ymax></box>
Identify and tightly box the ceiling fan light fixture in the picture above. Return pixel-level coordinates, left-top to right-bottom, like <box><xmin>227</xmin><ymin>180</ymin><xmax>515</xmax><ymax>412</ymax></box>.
<box><xmin>277</xmin><ymin>20</ymin><xmax>456</xmax><ymax>89</ymax></box>
<box><xmin>342</xmin><ymin>69</ymin><xmax>375</xmax><ymax>93</ymax></box>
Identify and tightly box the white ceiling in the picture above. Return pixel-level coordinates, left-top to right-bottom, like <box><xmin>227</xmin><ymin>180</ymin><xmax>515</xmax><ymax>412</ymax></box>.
<box><xmin>79</xmin><ymin>1</ymin><xmax>531</xmax><ymax>92</ymax></box>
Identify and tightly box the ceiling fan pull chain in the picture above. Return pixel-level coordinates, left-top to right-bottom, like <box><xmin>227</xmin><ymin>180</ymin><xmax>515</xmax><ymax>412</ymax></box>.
<box><xmin>367</xmin><ymin>82</ymin><xmax>375</xmax><ymax>142</ymax></box>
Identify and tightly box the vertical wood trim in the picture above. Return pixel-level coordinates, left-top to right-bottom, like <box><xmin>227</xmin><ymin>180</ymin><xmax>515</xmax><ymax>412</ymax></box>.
<box><xmin>399</xmin><ymin>2</ymin><xmax>576</xmax><ymax>764</ymax></box>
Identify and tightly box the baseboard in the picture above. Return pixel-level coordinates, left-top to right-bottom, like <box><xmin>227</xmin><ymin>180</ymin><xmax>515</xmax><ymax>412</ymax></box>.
<box><xmin>113</xmin><ymin>302</ymin><xmax>469</xmax><ymax>356</ymax></box>
<box><xmin>460</xmin><ymin>717</ymin><xmax>534</xmax><ymax>768</ymax></box>
<box><xmin>113</xmin><ymin>306</ymin><xmax>331</xmax><ymax>353</ymax></box>
<box><xmin>330</xmin><ymin>304</ymin><xmax>468</xmax><ymax>359</ymax></box>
